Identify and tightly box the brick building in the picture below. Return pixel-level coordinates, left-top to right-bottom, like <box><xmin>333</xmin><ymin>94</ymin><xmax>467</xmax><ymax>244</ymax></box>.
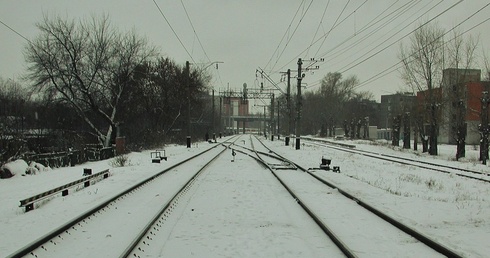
<box><xmin>412</xmin><ymin>69</ymin><xmax>490</xmax><ymax>145</ymax></box>
<box><xmin>380</xmin><ymin>93</ymin><xmax>416</xmax><ymax>129</ymax></box>
<box><xmin>222</xmin><ymin>97</ymin><xmax>249</xmax><ymax>134</ymax></box>
<box><xmin>440</xmin><ymin>68</ymin><xmax>486</xmax><ymax>144</ymax></box>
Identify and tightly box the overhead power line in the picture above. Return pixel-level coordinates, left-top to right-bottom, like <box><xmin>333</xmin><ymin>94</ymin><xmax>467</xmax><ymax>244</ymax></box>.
<box><xmin>318</xmin><ymin>0</ymin><xmax>424</xmax><ymax>63</ymax></box>
<box><xmin>180</xmin><ymin>0</ymin><xmax>211</xmax><ymax>63</ymax></box>
<box><xmin>313</xmin><ymin>0</ymin><xmax>354</xmax><ymax>57</ymax></box>
<box><xmin>152</xmin><ymin>0</ymin><xmax>196</xmax><ymax>63</ymax></box>
<box><xmin>304</xmin><ymin>0</ymin><xmax>414</xmax><ymax>73</ymax></box>
<box><xmin>274</xmin><ymin>0</ymin><xmax>368</xmax><ymax>74</ymax></box>
<box><xmin>179</xmin><ymin>0</ymin><xmax>225</xmax><ymax>88</ymax></box>
<box><xmin>269</xmin><ymin>0</ymin><xmax>314</xmax><ymax>73</ymax></box>
<box><xmin>263</xmin><ymin>0</ymin><xmax>307</xmax><ymax>72</ymax></box>
<box><xmin>354</xmin><ymin>4</ymin><xmax>490</xmax><ymax>90</ymax></box>
<box><xmin>307</xmin><ymin>1</ymin><xmax>489</xmax><ymax>92</ymax></box>
<box><xmin>305</xmin><ymin>0</ymin><xmax>331</xmax><ymax>57</ymax></box>
<box><xmin>0</xmin><ymin>19</ymin><xmax>31</xmax><ymax>43</ymax></box>
<box><xmin>337</xmin><ymin>0</ymin><xmax>463</xmax><ymax>74</ymax></box>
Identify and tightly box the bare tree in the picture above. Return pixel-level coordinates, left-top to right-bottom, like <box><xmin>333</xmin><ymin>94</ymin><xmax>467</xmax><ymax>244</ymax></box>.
<box><xmin>118</xmin><ymin>57</ymin><xmax>211</xmax><ymax>147</ymax></box>
<box><xmin>0</xmin><ymin>78</ymin><xmax>30</xmax><ymax>161</ymax></box>
<box><xmin>25</xmin><ymin>14</ymin><xmax>156</xmax><ymax>147</ymax></box>
<box><xmin>299</xmin><ymin>72</ymin><xmax>370</xmax><ymax>137</ymax></box>
<box><xmin>444</xmin><ymin>30</ymin><xmax>479</xmax><ymax>160</ymax></box>
<box><xmin>399</xmin><ymin>22</ymin><xmax>445</xmax><ymax>155</ymax></box>
<box><xmin>482</xmin><ymin>48</ymin><xmax>490</xmax><ymax>81</ymax></box>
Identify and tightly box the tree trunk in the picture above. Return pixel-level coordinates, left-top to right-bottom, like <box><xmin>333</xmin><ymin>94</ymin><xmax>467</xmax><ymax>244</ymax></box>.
<box><xmin>456</xmin><ymin>124</ymin><xmax>466</xmax><ymax>160</ymax></box>
<box><xmin>429</xmin><ymin>104</ymin><xmax>438</xmax><ymax>155</ymax></box>
<box><xmin>421</xmin><ymin>134</ymin><xmax>428</xmax><ymax>153</ymax></box>
<box><xmin>403</xmin><ymin>113</ymin><xmax>410</xmax><ymax>149</ymax></box>
<box><xmin>104</xmin><ymin>125</ymin><xmax>113</xmax><ymax>147</ymax></box>
<box><xmin>392</xmin><ymin>115</ymin><xmax>401</xmax><ymax>147</ymax></box>
<box><xmin>414</xmin><ymin>123</ymin><xmax>418</xmax><ymax>151</ymax></box>
<box><xmin>429</xmin><ymin>124</ymin><xmax>438</xmax><ymax>155</ymax></box>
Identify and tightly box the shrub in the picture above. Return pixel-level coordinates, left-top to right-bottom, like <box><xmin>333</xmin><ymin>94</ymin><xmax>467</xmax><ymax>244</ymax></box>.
<box><xmin>110</xmin><ymin>154</ymin><xmax>130</xmax><ymax>167</ymax></box>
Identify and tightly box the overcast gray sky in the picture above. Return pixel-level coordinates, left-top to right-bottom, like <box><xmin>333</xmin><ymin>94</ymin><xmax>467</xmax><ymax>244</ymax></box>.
<box><xmin>1</xmin><ymin>0</ymin><xmax>489</xmax><ymax>107</ymax></box>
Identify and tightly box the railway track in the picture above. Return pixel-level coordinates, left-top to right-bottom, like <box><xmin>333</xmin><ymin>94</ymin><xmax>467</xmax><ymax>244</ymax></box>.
<box><xmin>9</xmin><ymin>135</ymin><xmax>343</xmax><ymax>257</ymax></box>
<box><xmin>237</xmin><ymin>134</ymin><xmax>463</xmax><ymax>258</ymax></box>
<box><xmin>8</xmin><ymin>134</ymin><xmax>466</xmax><ymax>257</ymax></box>
<box><xmin>127</xmin><ymin>135</ymin><xmax>344</xmax><ymax>257</ymax></box>
<box><xmin>303</xmin><ymin>137</ymin><xmax>490</xmax><ymax>183</ymax></box>
<box><xmin>8</xmin><ymin>138</ymin><xmax>234</xmax><ymax>258</ymax></box>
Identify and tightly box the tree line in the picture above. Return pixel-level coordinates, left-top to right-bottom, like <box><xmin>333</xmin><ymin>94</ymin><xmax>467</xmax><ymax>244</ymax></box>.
<box><xmin>1</xmin><ymin>14</ymin><xmax>213</xmax><ymax>163</ymax></box>
<box><xmin>2</xmin><ymin>16</ymin><xmax>489</xmax><ymax>164</ymax></box>
<box><xmin>276</xmin><ymin>21</ymin><xmax>490</xmax><ymax>162</ymax></box>
<box><xmin>399</xmin><ymin>22</ymin><xmax>489</xmax><ymax>160</ymax></box>
<box><xmin>276</xmin><ymin>72</ymin><xmax>377</xmax><ymax>138</ymax></box>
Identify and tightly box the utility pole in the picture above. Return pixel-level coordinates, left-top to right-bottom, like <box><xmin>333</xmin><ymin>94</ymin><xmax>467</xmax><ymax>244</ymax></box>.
<box><xmin>263</xmin><ymin>106</ymin><xmax>267</xmax><ymax>137</ymax></box>
<box><xmin>219</xmin><ymin>96</ymin><xmax>222</xmax><ymax>138</ymax></box>
<box><xmin>212</xmin><ymin>89</ymin><xmax>215</xmax><ymax>142</ymax></box>
<box><xmin>277</xmin><ymin>99</ymin><xmax>280</xmax><ymax>140</ymax></box>
<box><xmin>296</xmin><ymin>58</ymin><xmax>303</xmax><ymax>150</ymax></box>
<box><xmin>286</xmin><ymin>69</ymin><xmax>291</xmax><ymax>145</ymax></box>
<box><xmin>271</xmin><ymin>93</ymin><xmax>275</xmax><ymax>141</ymax></box>
<box><xmin>293</xmin><ymin>58</ymin><xmax>323</xmax><ymax>149</ymax></box>
<box><xmin>186</xmin><ymin>61</ymin><xmax>191</xmax><ymax>148</ymax></box>
<box><xmin>480</xmin><ymin>91</ymin><xmax>489</xmax><ymax>164</ymax></box>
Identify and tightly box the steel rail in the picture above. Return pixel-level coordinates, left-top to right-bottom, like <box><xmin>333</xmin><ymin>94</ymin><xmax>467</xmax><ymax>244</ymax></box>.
<box><xmin>305</xmin><ymin>137</ymin><xmax>486</xmax><ymax>175</ymax></box>
<box><xmin>251</xmin><ymin>134</ymin><xmax>464</xmax><ymax>258</ymax></box>
<box><xmin>238</xmin><ymin>135</ymin><xmax>358</xmax><ymax>258</ymax></box>
<box><xmin>7</xmin><ymin>138</ymin><xmax>234</xmax><ymax>258</ymax></box>
<box><xmin>304</xmin><ymin>138</ymin><xmax>490</xmax><ymax>183</ymax></box>
<box><xmin>121</xmin><ymin>140</ymin><xmax>236</xmax><ymax>257</ymax></box>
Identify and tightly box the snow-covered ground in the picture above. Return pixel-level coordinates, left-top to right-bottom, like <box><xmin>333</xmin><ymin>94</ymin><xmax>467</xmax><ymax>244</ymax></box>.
<box><xmin>0</xmin><ymin>136</ymin><xmax>489</xmax><ymax>257</ymax></box>
<box><xmin>276</xmin><ymin>137</ymin><xmax>490</xmax><ymax>257</ymax></box>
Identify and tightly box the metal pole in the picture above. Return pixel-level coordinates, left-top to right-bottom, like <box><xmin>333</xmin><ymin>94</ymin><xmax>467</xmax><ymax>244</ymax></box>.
<box><xmin>212</xmin><ymin>90</ymin><xmax>216</xmax><ymax>141</ymax></box>
<box><xmin>286</xmin><ymin>69</ymin><xmax>291</xmax><ymax>145</ymax></box>
<box><xmin>186</xmin><ymin>61</ymin><xmax>191</xmax><ymax>148</ymax></box>
<box><xmin>264</xmin><ymin>106</ymin><xmax>267</xmax><ymax>137</ymax></box>
<box><xmin>219</xmin><ymin>96</ymin><xmax>222</xmax><ymax>138</ymax></box>
<box><xmin>481</xmin><ymin>91</ymin><xmax>489</xmax><ymax>164</ymax></box>
<box><xmin>271</xmin><ymin>93</ymin><xmax>275</xmax><ymax>141</ymax></box>
<box><xmin>277</xmin><ymin>99</ymin><xmax>280</xmax><ymax>140</ymax></box>
<box><xmin>296</xmin><ymin>58</ymin><xmax>303</xmax><ymax>150</ymax></box>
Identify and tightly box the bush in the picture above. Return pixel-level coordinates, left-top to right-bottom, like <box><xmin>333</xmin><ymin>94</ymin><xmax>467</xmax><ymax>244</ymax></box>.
<box><xmin>1</xmin><ymin>159</ymin><xmax>29</xmax><ymax>178</ymax></box>
<box><xmin>110</xmin><ymin>154</ymin><xmax>130</xmax><ymax>167</ymax></box>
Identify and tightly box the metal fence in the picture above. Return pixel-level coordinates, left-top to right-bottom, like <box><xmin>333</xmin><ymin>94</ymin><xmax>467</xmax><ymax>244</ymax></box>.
<box><xmin>26</xmin><ymin>146</ymin><xmax>115</xmax><ymax>168</ymax></box>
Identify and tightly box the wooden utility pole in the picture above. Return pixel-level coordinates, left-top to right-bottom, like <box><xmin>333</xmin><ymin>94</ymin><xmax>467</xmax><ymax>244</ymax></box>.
<box><xmin>186</xmin><ymin>61</ymin><xmax>191</xmax><ymax>148</ymax></box>
<box><xmin>293</xmin><ymin>58</ymin><xmax>323</xmax><ymax>149</ymax></box>
<box><xmin>277</xmin><ymin>99</ymin><xmax>280</xmax><ymax>140</ymax></box>
<box><xmin>271</xmin><ymin>93</ymin><xmax>275</xmax><ymax>141</ymax></box>
<box><xmin>287</xmin><ymin>69</ymin><xmax>291</xmax><ymax>145</ymax></box>
<box><xmin>296</xmin><ymin>58</ymin><xmax>303</xmax><ymax>150</ymax></box>
<box><xmin>480</xmin><ymin>91</ymin><xmax>489</xmax><ymax>164</ymax></box>
<box><xmin>219</xmin><ymin>96</ymin><xmax>222</xmax><ymax>138</ymax></box>
<box><xmin>212</xmin><ymin>89</ymin><xmax>215</xmax><ymax>141</ymax></box>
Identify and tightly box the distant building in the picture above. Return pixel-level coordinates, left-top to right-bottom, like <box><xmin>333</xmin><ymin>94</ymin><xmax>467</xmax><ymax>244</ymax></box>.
<box><xmin>379</xmin><ymin>93</ymin><xmax>416</xmax><ymax>129</ymax></box>
<box><xmin>440</xmin><ymin>68</ymin><xmax>484</xmax><ymax>144</ymax></box>
<box><xmin>416</xmin><ymin>87</ymin><xmax>443</xmax><ymax>140</ymax></box>
<box><xmin>414</xmin><ymin>68</ymin><xmax>490</xmax><ymax>145</ymax></box>
<box><xmin>442</xmin><ymin>68</ymin><xmax>481</xmax><ymax>87</ymax></box>
<box><xmin>438</xmin><ymin>80</ymin><xmax>490</xmax><ymax>145</ymax></box>
<box><xmin>222</xmin><ymin>96</ymin><xmax>249</xmax><ymax>134</ymax></box>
